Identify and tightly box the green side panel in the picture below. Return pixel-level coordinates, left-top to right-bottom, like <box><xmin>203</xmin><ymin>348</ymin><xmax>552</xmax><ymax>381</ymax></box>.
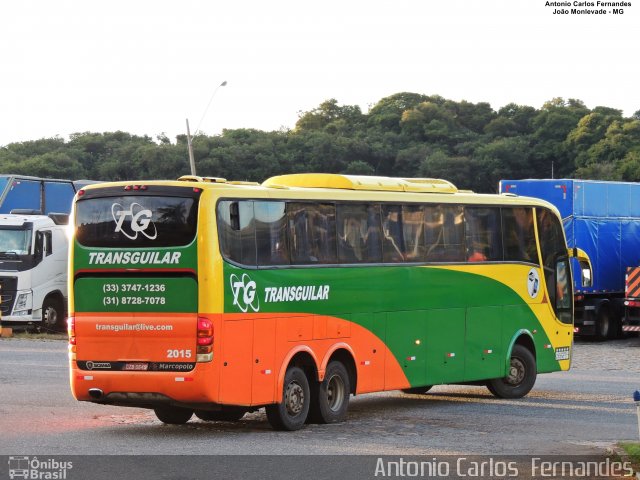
<box><xmin>465</xmin><ymin>306</ymin><xmax>503</xmax><ymax>381</ymax></box>
<box><xmin>425</xmin><ymin>308</ymin><xmax>466</xmax><ymax>385</ymax></box>
<box><xmin>384</xmin><ymin>311</ymin><xmax>427</xmax><ymax>386</ymax></box>
<box><xmin>74</xmin><ymin>277</ymin><xmax>198</xmax><ymax>313</ymax></box>
<box><xmin>73</xmin><ymin>240</ymin><xmax>198</xmax><ymax>271</ymax></box>
<box><xmin>351</xmin><ymin>312</ymin><xmax>386</xmax><ymax>341</ymax></box>
<box><xmin>222</xmin><ymin>263</ymin><xmax>560</xmax><ymax>382</ymax></box>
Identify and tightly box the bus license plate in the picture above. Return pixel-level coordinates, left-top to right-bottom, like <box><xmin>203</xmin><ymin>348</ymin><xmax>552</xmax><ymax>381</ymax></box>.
<box><xmin>124</xmin><ymin>363</ymin><xmax>149</xmax><ymax>371</ymax></box>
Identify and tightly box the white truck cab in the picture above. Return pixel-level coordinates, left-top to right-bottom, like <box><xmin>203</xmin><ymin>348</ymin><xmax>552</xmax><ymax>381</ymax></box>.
<box><xmin>0</xmin><ymin>212</ymin><xmax>69</xmax><ymax>330</ymax></box>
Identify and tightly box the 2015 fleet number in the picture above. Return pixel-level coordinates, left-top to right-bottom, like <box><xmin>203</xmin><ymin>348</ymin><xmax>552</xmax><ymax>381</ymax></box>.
<box><xmin>167</xmin><ymin>349</ymin><xmax>192</xmax><ymax>359</ymax></box>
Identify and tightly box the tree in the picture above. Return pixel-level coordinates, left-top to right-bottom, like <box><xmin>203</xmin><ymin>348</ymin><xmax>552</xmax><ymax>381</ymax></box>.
<box><xmin>341</xmin><ymin>161</ymin><xmax>375</xmax><ymax>175</ymax></box>
<box><xmin>295</xmin><ymin>99</ymin><xmax>364</xmax><ymax>133</ymax></box>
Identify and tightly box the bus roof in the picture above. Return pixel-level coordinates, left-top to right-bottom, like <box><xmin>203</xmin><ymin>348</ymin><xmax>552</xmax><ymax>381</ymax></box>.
<box><xmin>77</xmin><ymin>174</ymin><xmax>561</xmax><ymax>212</ymax></box>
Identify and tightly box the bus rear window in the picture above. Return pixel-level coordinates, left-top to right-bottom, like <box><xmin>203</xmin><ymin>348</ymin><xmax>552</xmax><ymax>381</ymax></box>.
<box><xmin>76</xmin><ymin>196</ymin><xmax>198</xmax><ymax>247</ymax></box>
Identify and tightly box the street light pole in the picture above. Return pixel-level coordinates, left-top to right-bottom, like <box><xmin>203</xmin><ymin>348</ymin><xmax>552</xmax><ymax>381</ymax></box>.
<box><xmin>185</xmin><ymin>80</ymin><xmax>227</xmax><ymax>176</ymax></box>
<box><xmin>186</xmin><ymin>118</ymin><xmax>196</xmax><ymax>176</ymax></box>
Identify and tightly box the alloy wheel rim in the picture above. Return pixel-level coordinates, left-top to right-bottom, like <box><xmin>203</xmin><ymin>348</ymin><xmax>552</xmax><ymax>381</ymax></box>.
<box><xmin>284</xmin><ymin>381</ymin><xmax>304</xmax><ymax>416</ymax></box>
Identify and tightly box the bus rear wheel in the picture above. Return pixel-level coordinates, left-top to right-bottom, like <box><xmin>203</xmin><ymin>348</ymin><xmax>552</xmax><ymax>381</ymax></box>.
<box><xmin>401</xmin><ymin>386</ymin><xmax>432</xmax><ymax>395</ymax></box>
<box><xmin>307</xmin><ymin>361</ymin><xmax>350</xmax><ymax>424</ymax></box>
<box><xmin>195</xmin><ymin>408</ymin><xmax>246</xmax><ymax>422</ymax></box>
<box><xmin>266</xmin><ymin>366</ymin><xmax>310</xmax><ymax>431</ymax></box>
<box><xmin>486</xmin><ymin>344</ymin><xmax>536</xmax><ymax>399</ymax></box>
<box><xmin>154</xmin><ymin>406</ymin><xmax>193</xmax><ymax>424</ymax></box>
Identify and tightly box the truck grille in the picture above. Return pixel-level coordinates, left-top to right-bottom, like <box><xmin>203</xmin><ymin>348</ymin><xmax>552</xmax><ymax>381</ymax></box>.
<box><xmin>0</xmin><ymin>276</ymin><xmax>18</xmax><ymax>315</ymax></box>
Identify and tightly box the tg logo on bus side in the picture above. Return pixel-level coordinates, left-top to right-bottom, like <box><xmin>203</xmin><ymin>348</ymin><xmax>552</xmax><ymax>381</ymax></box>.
<box><xmin>230</xmin><ymin>273</ymin><xmax>260</xmax><ymax>312</ymax></box>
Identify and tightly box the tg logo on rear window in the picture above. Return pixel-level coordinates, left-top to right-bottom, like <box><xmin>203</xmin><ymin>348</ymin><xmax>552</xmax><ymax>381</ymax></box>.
<box><xmin>112</xmin><ymin>202</ymin><xmax>158</xmax><ymax>240</ymax></box>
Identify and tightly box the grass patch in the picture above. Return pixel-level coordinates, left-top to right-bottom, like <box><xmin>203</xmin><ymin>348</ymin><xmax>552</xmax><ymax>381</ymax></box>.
<box><xmin>619</xmin><ymin>442</ymin><xmax>640</xmax><ymax>472</ymax></box>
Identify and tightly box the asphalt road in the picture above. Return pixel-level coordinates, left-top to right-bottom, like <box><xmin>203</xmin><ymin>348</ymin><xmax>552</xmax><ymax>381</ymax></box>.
<box><xmin>0</xmin><ymin>336</ymin><xmax>638</xmax><ymax>456</ymax></box>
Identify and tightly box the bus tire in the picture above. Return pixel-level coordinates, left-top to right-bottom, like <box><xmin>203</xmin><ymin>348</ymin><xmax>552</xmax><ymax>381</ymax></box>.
<box><xmin>401</xmin><ymin>386</ymin><xmax>432</xmax><ymax>395</ymax></box>
<box><xmin>307</xmin><ymin>361</ymin><xmax>350</xmax><ymax>424</ymax></box>
<box><xmin>596</xmin><ymin>306</ymin><xmax>611</xmax><ymax>340</ymax></box>
<box><xmin>42</xmin><ymin>297</ymin><xmax>63</xmax><ymax>331</ymax></box>
<box><xmin>154</xmin><ymin>406</ymin><xmax>193</xmax><ymax>425</ymax></box>
<box><xmin>195</xmin><ymin>408</ymin><xmax>246</xmax><ymax>422</ymax></box>
<box><xmin>486</xmin><ymin>344</ymin><xmax>536</xmax><ymax>399</ymax></box>
<box><xmin>266</xmin><ymin>366</ymin><xmax>310</xmax><ymax>431</ymax></box>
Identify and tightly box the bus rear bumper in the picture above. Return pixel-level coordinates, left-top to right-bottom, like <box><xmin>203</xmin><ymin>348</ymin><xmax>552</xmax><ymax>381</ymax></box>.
<box><xmin>70</xmin><ymin>364</ymin><xmax>220</xmax><ymax>406</ymax></box>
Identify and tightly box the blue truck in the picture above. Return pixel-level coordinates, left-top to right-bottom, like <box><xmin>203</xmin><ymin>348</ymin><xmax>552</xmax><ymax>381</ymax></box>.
<box><xmin>0</xmin><ymin>175</ymin><xmax>92</xmax><ymax>215</ymax></box>
<box><xmin>499</xmin><ymin>179</ymin><xmax>640</xmax><ymax>339</ymax></box>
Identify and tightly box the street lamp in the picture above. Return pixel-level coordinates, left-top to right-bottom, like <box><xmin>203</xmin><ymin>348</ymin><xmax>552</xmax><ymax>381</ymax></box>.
<box><xmin>186</xmin><ymin>80</ymin><xmax>227</xmax><ymax>176</ymax></box>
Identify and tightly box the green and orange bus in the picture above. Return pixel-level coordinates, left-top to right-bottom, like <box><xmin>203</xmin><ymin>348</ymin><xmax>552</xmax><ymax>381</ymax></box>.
<box><xmin>68</xmin><ymin>174</ymin><xmax>584</xmax><ymax>430</ymax></box>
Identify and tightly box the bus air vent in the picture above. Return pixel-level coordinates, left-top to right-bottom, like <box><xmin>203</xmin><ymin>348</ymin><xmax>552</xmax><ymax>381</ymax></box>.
<box><xmin>262</xmin><ymin>173</ymin><xmax>458</xmax><ymax>194</ymax></box>
<box><xmin>177</xmin><ymin>175</ymin><xmax>228</xmax><ymax>183</ymax></box>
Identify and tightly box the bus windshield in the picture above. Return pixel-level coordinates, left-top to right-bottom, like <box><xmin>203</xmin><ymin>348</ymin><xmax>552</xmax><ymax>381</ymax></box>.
<box><xmin>75</xmin><ymin>195</ymin><xmax>199</xmax><ymax>248</ymax></box>
<box><xmin>0</xmin><ymin>227</ymin><xmax>32</xmax><ymax>256</ymax></box>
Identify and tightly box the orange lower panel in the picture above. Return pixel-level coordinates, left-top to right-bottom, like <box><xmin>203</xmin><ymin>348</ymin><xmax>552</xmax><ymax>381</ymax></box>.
<box><xmin>70</xmin><ymin>312</ymin><xmax>410</xmax><ymax>407</ymax></box>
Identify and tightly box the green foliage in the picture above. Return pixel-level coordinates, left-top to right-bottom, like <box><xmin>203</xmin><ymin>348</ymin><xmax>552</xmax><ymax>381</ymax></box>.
<box><xmin>1</xmin><ymin>94</ymin><xmax>639</xmax><ymax>193</ymax></box>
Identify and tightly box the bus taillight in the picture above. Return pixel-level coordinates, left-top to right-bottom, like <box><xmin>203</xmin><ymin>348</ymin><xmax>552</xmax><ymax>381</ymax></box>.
<box><xmin>196</xmin><ymin>317</ymin><xmax>213</xmax><ymax>363</ymax></box>
<box><xmin>67</xmin><ymin>316</ymin><xmax>77</xmax><ymax>360</ymax></box>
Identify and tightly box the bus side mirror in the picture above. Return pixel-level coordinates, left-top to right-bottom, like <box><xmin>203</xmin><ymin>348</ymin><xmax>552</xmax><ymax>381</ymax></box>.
<box><xmin>579</xmin><ymin>261</ymin><xmax>592</xmax><ymax>288</ymax></box>
<box><xmin>569</xmin><ymin>247</ymin><xmax>593</xmax><ymax>288</ymax></box>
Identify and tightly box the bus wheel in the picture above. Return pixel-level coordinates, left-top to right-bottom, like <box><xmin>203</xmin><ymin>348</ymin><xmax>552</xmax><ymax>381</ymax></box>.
<box><xmin>266</xmin><ymin>366</ymin><xmax>310</xmax><ymax>431</ymax></box>
<box><xmin>486</xmin><ymin>345</ymin><xmax>536</xmax><ymax>399</ymax></box>
<box><xmin>308</xmin><ymin>361</ymin><xmax>350</xmax><ymax>424</ymax></box>
<box><xmin>42</xmin><ymin>297</ymin><xmax>63</xmax><ymax>331</ymax></box>
<box><xmin>154</xmin><ymin>406</ymin><xmax>193</xmax><ymax>425</ymax></box>
<box><xmin>195</xmin><ymin>408</ymin><xmax>246</xmax><ymax>422</ymax></box>
<box><xmin>401</xmin><ymin>386</ymin><xmax>432</xmax><ymax>395</ymax></box>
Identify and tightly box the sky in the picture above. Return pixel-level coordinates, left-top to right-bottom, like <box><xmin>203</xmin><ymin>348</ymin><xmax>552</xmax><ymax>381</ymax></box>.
<box><xmin>0</xmin><ymin>0</ymin><xmax>638</xmax><ymax>147</ymax></box>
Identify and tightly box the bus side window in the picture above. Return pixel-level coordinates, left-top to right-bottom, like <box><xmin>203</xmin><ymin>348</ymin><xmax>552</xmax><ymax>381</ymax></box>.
<box><xmin>381</xmin><ymin>205</ymin><xmax>404</xmax><ymax>263</ymax></box>
<box><xmin>425</xmin><ymin>205</ymin><xmax>445</xmax><ymax>261</ymax></box>
<box><xmin>217</xmin><ymin>200</ymin><xmax>256</xmax><ymax>266</ymax></box>
<box><xmin>402</xmin><ymin>205</ymin><xmax>425</xmax><ymax>262</ymax></box>
<box><xmin>502</xmin><ymin>207</ymin><xmax>537</xmax><ymax>264</ymax></box>
<box><xmin>465</xmin><ymin>207</ymin><xmax>503</xmax><ymax>262</ymax></box>
<box><xmin>336</xmin><ymin>204</ymin><xmax>382</xmax><ymax>264</ymax></box>
<box><xmin>255</xmin><ymin>201</ymin><xmax>290</xmax><ymax>266</ymax></box>
<box><xmin>288</xmin><ymin>203</ymin><xmax>337</xmax><ymax>264</ymax></box>
<box><xmin>440</xmin><ymin>205</ymin><xmax>465</xmax><ymax>262</ymax></box>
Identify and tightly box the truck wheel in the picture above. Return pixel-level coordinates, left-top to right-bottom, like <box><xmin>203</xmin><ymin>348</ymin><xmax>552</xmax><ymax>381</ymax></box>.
<box><xmin>596</xmin><ymin>307</ymin><xmax>611</xmax><ymax>341</ymax></box>
<box><xmin>42</xmin><ymin>297</ymin><xmax>63</xmax><ymax>331</ymax></box>
<box><xmin>486</xmin><ymin>344</ymin><xmax>536</xmax><ymax>399</ymax></box>
<box><xmin>307</xmin><ymin>361</ymin><xmax>350</xmax><ymax>424</ymax></box>
<box><xmin>154</xmin><ymin>406</ymin><xmax>193</xmax><ymax>424</ymax></box>
<box><xmin>266</xmin><ymin>366</ymin><xmax>310</xmax><ymax>431</ymax></box>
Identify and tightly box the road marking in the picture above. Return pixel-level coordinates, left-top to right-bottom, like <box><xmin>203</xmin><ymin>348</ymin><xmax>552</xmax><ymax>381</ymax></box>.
<box><xmin>1</xmin><ymin>362</ymin><xmax>66</xmax><ymax>369</ymax></box>
<box><xmin>425</xmin><ymin>393</ymin><xmax>634</xmax><ymax>415</ymax></box>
